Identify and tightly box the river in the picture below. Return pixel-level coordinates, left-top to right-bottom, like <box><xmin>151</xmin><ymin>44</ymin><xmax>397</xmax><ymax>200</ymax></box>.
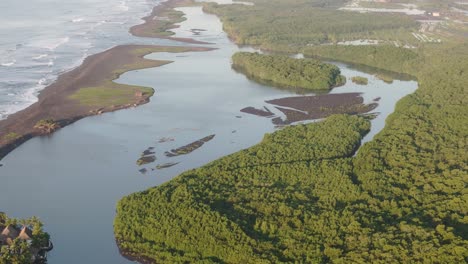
<box><xmin>0</xmin><ymin>2</ymin><xmax>417</xmax><ymax>263</ymax></box>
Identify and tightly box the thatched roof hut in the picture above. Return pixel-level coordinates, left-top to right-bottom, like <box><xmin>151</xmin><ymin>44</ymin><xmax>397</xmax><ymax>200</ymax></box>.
<box><xmin>1</xmin><ymin>225</ymin><xmax>20</xmax><ymax>245</ymax></box>
<box><xmin>18</xmin><ymin>226</ymin><xmax>33</xmax><ymax>241</ymax></box>
<box><xmin>1</xmin><ymin>225</ymin><xmax>20</xmax><ymax>239</ymax></box>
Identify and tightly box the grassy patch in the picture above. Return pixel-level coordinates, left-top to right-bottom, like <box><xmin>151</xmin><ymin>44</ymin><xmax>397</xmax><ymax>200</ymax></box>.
<box><xmin>70</xmin><ymin>83</ymin><xmax>154</xmax><ymax>107</ymax></box>
<box><xmin>150</xmin><ymin>9</ymin><xmax>187</xmax><ymax>37</ymax></box>
<box><xmin>130</xmin><ymin>46</ymin><xmax>191</xmax><ymax>56</ymax></box>
<box><xmin>351</xmin><ymin>76</ymin><xmax>368</xmax><ymax>85</ymax></box>
<box><xmin>375</xmin><ymin>73</ymin><xmax>394</xmax><ymax>84</ymax></box>
<box><xmin>69</xmin><ymin>46</ymin><xmax>198</xmax><ymax>109</ymax></box>
<box><xmin>2</xmin><ymin>132</ymin><xmax>20</xmax><ymax>141</ymax></box>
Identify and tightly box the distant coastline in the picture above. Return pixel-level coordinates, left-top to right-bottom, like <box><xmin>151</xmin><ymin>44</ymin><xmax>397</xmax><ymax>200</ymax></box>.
<box><xmin>130</xmin><ymin>0</ymin><xmax>212</xmax><ymax>44</ymax></box>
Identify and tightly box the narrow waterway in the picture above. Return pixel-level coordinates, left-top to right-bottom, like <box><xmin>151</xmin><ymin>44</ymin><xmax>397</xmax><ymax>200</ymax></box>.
<box><xmin>0</xmin><ymin>3</ymin><xmax>417</xmax><ymax>264</ymax></box>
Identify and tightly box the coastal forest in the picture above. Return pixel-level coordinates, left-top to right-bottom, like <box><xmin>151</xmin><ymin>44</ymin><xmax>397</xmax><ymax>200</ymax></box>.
<box><xmin>232</xmin><ymin>52</ymin><xmax>345</xmax><ymax>90</ymax></box>
<box><xmin>203</xmin><ymin>0</ymin><xmax>419</xmax><ymax>49</ymax></box>
<box><xmin>115</xmin><ymin>0</ymin><xmax>467</xmax><ymax>263</ymax></box>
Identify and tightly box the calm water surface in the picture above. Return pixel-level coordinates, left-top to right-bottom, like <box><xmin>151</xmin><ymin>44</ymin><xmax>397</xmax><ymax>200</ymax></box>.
<box><xmin>0</xmin><ymin>4</ymin><xmax>417</xmax><ymax>264</ymax></box>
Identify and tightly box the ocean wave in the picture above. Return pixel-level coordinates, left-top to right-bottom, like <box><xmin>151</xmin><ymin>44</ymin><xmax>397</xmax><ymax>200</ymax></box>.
<box><xmin>72</xmin><ymin>18</ymin><xmax>85</xmax><ymax>23</ymax></box>
<box><xmin>37</xmin><ymin>78</ymin><xmax>47</xmax><ymax>85</ymax></box>
<box><xmin>90</xmin><ymin>20</ymin><xmax>107</xmax><ymax>30</ymax></box>
<box><xmin>29</xmin><ymin>37</ymin><xmax>70</xmax><ymax>51</ymax></box>
<box><xmin>0</xmin><ymin>84</ymin><xmax>41</xmax><ymax>120</ymax></box>
<box><xmin>107</xmin><ymin>21</ymin><xmax>126</xmax><ymax>25</ymax></box>
<box><xmin>117</xmin><ymin>1</ymin><xmax>129</xmax><ymax>12</ymax></box>
<box><xmin>49</xmin><ymin>37</ymin><xmax>70</xmax><ymax>51</ymax></box>
<box><xmin>33</xmin><ymin>54</ymin><xmax>48</xmax><ymax>60</ymax></box>
<box><xmin>1</xmin><ymin>60</ymin><xmax>16</xmax><ymax>67</ymax></box>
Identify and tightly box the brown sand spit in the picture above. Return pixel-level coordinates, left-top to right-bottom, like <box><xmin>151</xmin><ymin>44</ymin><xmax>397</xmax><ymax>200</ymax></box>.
<box><xmin>0</xmin><ymin>45</ymin><xmax>213</xmax><ymax>160</ymax></box>
<box><xmin>242</xmin><ymin>93</ymin><xmax>378</xmax><ymax>125</ymax></box>
<box><xmin>130</xmin><ymin>0</ymin><xmax>211</xmax><ymax>44</ymax></box>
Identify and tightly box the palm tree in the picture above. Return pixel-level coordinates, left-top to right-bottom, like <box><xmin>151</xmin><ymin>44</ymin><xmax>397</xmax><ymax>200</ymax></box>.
<box><xmin>33</xmin><ymin>119</ymin><xmax>60</xmax><ymax>134</ymax></box>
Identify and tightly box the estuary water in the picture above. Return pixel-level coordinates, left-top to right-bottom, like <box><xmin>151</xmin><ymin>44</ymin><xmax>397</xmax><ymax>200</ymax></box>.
<box><xmin>0</xmin><ymin>3</ymin><xmax>417</xmax><ymax>264</ymax></box>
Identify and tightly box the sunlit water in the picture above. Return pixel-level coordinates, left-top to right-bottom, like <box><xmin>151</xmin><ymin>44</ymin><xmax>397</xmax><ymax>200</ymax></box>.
<box><xmin>0</xmin><ymin>3</ymin><xmax>417</xmax><ymax>264</ymax></box>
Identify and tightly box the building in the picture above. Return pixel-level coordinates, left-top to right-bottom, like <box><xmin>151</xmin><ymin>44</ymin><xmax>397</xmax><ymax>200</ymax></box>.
<box><xmin>0</xmin><ymin>225</ymin><xmax>20</xmax><ymax>246</ymax></box>
<box><xmin>18</xmin><ymin>226</ymin><xmax>33</xmax><ymax>241</ymax></box>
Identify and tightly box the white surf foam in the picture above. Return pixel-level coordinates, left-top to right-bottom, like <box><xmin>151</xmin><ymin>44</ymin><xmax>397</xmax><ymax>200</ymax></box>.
<box><xmin>29</xmin><ymin>37</ymin><xmax>70</xmax><ymax>51</ymax></box>
<box><xmin>1</xmin><ymin>60</ymin><xmax>16</xmax><ymax>67</ymax></box>
<box><xmin>33</xmin><ymin>54</ymin><xmax>48</xmax><ymax>60</ymax></box>
<box><xmin>117</xmin><ymin>1</ymin><xmax>130</xmax><ymax>12</ymax></box>
<box><xmin>72</xmin><ymin>18</ymin><xmax>85</xmax><ymax>23</ymax></box>
<box><xmin>37</xmin><ymin>78</ymin><xmax>47</xmax><ymax>85</ymax></box>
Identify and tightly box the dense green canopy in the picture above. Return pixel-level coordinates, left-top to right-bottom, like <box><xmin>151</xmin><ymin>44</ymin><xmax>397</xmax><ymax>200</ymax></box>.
<box><xmin>203</xmin><ymin>0</ymin><xmax>418</xmax><ymax>49</ymax></box>
<box><xmin>114</xmin><ymin>0</ymin><xmax>468</xmax><ymax>262</ymax></box>
<box><xmin>232</xmin><ymin>52</ymin><xmax>345</xmax><ymax>90</ymax></box>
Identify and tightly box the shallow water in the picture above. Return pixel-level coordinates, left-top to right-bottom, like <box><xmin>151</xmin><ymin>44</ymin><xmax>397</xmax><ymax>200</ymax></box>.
<box><xmin>0</xmin><ymin>4</ymin><xmax>417</xmax><ymax>264</ymax></box>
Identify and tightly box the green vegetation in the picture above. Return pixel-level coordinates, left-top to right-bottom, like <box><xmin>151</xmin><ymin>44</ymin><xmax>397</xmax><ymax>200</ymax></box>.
<box><xmin>131</xmin><ymin>0</ymin><xmax>200</xmax><ymax>38</ymax></box>
<box><xmin>303</xmin><ymin>45</ymin><xmax>421</xmax><ymax>73</ymax></box>
<box><xmin>358</xmin><ymin>1</ymin><xmax>406</xmax><ymax>9</ymax></box>
<box><xmin>116</xmin><ymin>112</ymin><xmax>468</xmax><ymax>263</ymax></box>
<box><xmin>0</xmin><ymin>213</ymin><xmax>50</xmax><ymax>264</ymax></box>
<box><xmin>232</xmin><ymin>52</ymin><xmax>345</xmax><ymax>90</ymax></box>
<box><xmin>70</xmin><ymin>85</ymin><xmax>154</xmax><ymax>107</ymax></box>
<box><xmin>150</xmin><ymin>9</ymin><xmax>187</xmax><ymax>37</ymax></box>
<box><xmin>33</xmin><ymin>119</ymin><xmax>60</xmax><ymax>134</ymax></box>
<box><xmin>203</xmin><ymin>0</ymin><xmax>418</xmax><ymax>49</ymax></box>
<box><xmin>69</xmin><ymin>46</ymin><xmax>195</xmax><ymax>109</ymax></box>
<box><xmin>115</xmin><ymin>0</ymin><xmax>468</xmax><ymax>262</ymax></box>
<box><xmin>115</xmin><ymin>115</ymin><xmax>377</xmax><ymax>263</ymax></box>
<box><xmin>351</xmin><ymin>76</ymin><xmax>368</xmax><ymax>85</ymax></box>
<box><xmin>2</xmin><ymin>132</ymin><xmax>20</xmax><ymax>142</ymax></box>
<box><xmin>375</xmin><ymin>73</ymin><xmax>394</xmax><ymax>84</ymax></box>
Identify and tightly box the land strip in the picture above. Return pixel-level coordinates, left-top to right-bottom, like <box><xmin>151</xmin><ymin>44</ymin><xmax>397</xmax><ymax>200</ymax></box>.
<box><xmin>130</xmin><ymin>0</ymin><xmax>211</xmax><ymax>44</ymax></box>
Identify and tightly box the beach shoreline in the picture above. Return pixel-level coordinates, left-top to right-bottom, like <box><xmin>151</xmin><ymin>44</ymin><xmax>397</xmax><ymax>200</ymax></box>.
<box><xmin>0</xmin><ymin>0</ymin><xmax>215</xmax><ymax>161</ymax></box>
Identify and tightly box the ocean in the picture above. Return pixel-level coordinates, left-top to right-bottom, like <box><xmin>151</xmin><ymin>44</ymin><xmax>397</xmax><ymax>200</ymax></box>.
<box><xmin>0</xmin><ymin>0</ymin><xmax>162</xmax><ymax>120</ymax></box>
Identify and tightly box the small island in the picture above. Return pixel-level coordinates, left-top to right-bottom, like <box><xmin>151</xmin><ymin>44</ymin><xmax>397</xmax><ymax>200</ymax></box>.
<box><xmin>351</xmin><ymin>76</ymin><xmax>368</xmax><ymax>85</ymax></box>
<box><xmin>375</xmin><ymin>73</ymin><xmax>394</xmax><ymax>84</ymax></box>
<box><xmin>0</xmin><ymin>213</ymin><xmax>52</xmax><ymax>263</ymax></box>
<box><xmin>232</xmin><ymin>52</ymin><xmax>346</xmax><ymax>91</ymax></box>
